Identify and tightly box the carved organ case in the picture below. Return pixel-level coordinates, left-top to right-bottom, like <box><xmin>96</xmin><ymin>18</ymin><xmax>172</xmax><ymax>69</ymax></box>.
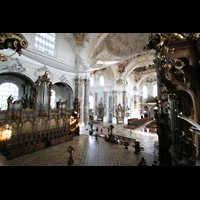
<box><xmin>145</xmin><ymin>33</ymin><xmax>200</xmax><ymax>166</ymax></box>
<box><xmin>35</xmin><ymin>72</ymin><xmax>52</xmax><ymax>112</ymax></box>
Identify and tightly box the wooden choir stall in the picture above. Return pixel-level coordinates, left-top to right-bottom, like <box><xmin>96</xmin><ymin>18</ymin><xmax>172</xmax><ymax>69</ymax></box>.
<box><xmin>0</xmin><ymin>72</ymin><xmax>80</xmax><ymax>160</ymax></box>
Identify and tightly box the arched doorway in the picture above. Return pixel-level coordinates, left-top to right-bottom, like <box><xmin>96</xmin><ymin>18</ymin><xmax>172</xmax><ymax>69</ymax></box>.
<box><xmin>52</xmin><ymin>82</ymin><xmax>74</xmax><ymax>109</ymax></box>
<box><xmin>0</xmin><ymin>72</ymin><xmax>36</xmax><ymax>110</ymax></box>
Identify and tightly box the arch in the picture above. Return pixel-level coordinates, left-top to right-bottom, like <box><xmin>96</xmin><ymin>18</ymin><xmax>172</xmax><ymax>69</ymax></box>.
<box><xmin>137</xmin><ymin>72</ymin><xmax>157</xmax><ymax>90</ymax></box>
<box><xmin>0</xmin><ymin>71</ymin><xmax>36</xmax><ymax>85</ymax></box>
<box><xmin>52</xmin><ymin>82</ymin><xmax>73</xmax><ymax>109</ymax></box>
<box><xmin>0</xmin><ymin>82</ymin><xmax>19</xmax><ymax>110</ymax></box>
<box><xmin>52</xmin><ymin>80</ymin><xmax>74</xmax><ymax>94</ymax></box>
<box><xmin>0</xmin><ymin>72</ymin><xmax>35</xmax><ymax>88</ymax></box>
<box><xmin>124</xmin><ymin>54</ymin><xmax>155</xmax><ymax>79</ymax></box>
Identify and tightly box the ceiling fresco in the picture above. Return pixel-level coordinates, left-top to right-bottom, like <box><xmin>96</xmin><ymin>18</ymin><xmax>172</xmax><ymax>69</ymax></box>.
<box><xmin>4</xmin><ymin>33</ymin><xmax>153</xmax><ymax>74</ymax></box>
<box><xmin>90</xmin><ymin>33</ymin><xmax>149</xmax><ymax>68</ymax></box>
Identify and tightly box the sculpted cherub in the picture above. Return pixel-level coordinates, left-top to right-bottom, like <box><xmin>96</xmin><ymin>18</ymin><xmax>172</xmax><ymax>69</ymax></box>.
<box><xmin>156</xmin><ymin>33</ymin><xmax>187</xmax><ymax>49</ymax></box>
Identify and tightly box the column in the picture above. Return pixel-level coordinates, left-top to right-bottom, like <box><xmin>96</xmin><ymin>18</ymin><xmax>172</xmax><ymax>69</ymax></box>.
<box><xmin>112</xmin><ymin>91</ymin><xmax>117</xmax><ymax>124</ymax></box>
<box><xmin>112</xmin><ymin>91</ymin><xmax>117</xmax><ymax>117</ymax></box>
<box><xmin>84</xmin><ymin>79</ymin><xmax>90</xmax><ymax>125</ymax></box>
<box><xmin>95</xmin><ymin>93</ymin><xmax>98</xmax><ymax>115</ymax></box>
<box><xmin>74</xmin><ymin>78</ymin><xmax>84</xmax><ymax>125</ymax></box>
<box><xmin>103</xmin><ymin>92</ymin><xmax>108</xmax><ymax>122</ymax></box>
<box><xmin>122</xmin><ymin>91</ymin><xmax>127</xmax><ymax>115</ymax></box>
<box><xmin>139</xmin><ymin>96</ymin><xmax>143</xmax><ymax>116</ymax></box>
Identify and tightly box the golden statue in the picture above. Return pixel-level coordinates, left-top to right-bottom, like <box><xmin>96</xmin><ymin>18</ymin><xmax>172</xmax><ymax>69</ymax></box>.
<box><xmin>156</xmin><ymin>33</ymin><xmax>187</xmax><ymax>48</ymax></box>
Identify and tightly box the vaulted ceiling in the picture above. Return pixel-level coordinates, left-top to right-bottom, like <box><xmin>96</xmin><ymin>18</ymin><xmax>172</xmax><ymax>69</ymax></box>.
<box><xmin>0</xmin><ymin>33</ymin><xmax>154</xmax><ymax>75</ymax></box>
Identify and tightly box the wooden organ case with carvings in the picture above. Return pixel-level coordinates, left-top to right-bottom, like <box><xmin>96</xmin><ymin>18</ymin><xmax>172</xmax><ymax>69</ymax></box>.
<box><xmin>0</xmin><ymin>72</ymin><xmax>79</xmax><ymax>160</ymax></box>
<box><xmin>145</xmin><ymin>33</ymin><xmax>200</xmax><ymax>166</ymax></box>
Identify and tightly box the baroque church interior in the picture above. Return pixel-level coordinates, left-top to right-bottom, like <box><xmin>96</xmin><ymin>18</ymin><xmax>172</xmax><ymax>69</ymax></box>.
<box><xmin>0</xmin><ymin>33</ymin><xmax>200</xmax><ymax>166</ymax></box>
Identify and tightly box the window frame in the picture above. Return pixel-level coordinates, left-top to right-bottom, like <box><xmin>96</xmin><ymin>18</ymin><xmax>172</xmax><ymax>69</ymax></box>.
<box><xmin>143</xmin><ymin>85</ymin><xmax>148</xmax><ymax>98</ymax></box>
<box><xmin>89</xmin><ymin>95</ymin><xmax>94</xmax><ymax>109</ymax></box>
<box><xmin>153</xmin><ymin>84</ymin><xmax>157</xmax><ymax>98</ymax></box>
<box><xmin>0</xmin><ymin>82</ymin><xmax>19</xmax><ymax>110</ymax></box>
<box><xmin>34</xmin><ymin>33</ymin><xmax>56</xmax><ymax>57</ymax></box>
<box><xmin>99</xmin><ymin>75</ymin><xmax>104</xmax><ymax>86</ymax></box>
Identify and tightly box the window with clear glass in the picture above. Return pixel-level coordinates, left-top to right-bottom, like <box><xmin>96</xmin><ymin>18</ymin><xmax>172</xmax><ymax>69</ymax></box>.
<box><xmin>35</xmin><ymin>33</ymin><xmax>56</xmax><ymax>56</ymax></box>
<box><xmin>143</xmin><ymin>85</ymin><xmax>148</xmax><ymax>98</ymax></box>
<box><xmin>99</xmin><ymin>75</ymin><xmax>104</xmax><ymax>86</ymax></box>
<box><xmin>0</xmin><ymin>83</ymin><xmax>19</xmax><ymax>110</ymax></box>
<box><xmin>51</xmin><ymin>89</ymin><xmax>56</xmax><ymax>108</ymax></box>
<box><xmin>89</xmin><ymin>95</ymin><xmax>94</xmax><ymax>109</ymax></box>
<box><xmin>90</xmin><ymin>77</ymin><xmax>94</xmax><ymax>87</ymax></box>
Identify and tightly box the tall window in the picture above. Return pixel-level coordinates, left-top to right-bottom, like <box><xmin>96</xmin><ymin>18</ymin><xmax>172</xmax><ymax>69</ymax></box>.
<box><xmin>99</xmin><ymin>75</ymin><xmax>104</xmax><ymax>86</ymax></box>
<box><xmin>90</xmin><ymin>77</ymin><xmax>94</xmax><ymax>87</ymax></box>
<box><xmin>0</xmin><ymin>83</ymin><xmax>19</xmax><ymax>110</ymax></box>
<box><xmin>153</xmin><ymin>84</ymin><xmax>157</xmax><ymax>97</ymax></box>
<box><xmin>143</xmin><ymin>85</ymin><xmax>148</xmax><ymax>98</ymax></box>
<box><xmin>35</xmin><ymin>33</ymin><xmax>56</xmax><ymax>56</ymax></box>
<box><xmin>89</xmin><ymin>95</ymin><xmax>94</xmax><ymax>109</ymax></box>
<box><xmin>51</xmin><ymin>90</ymin><xmax>56</xmax><ymax>108</ymax></box>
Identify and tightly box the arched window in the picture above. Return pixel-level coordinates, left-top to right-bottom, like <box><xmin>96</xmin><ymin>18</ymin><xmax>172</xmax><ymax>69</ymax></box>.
<box><xmin>90</xmin><ymin>77</ymin><xmax>94</xmax><ymax>87</ymax></box>
<box><xmin>89</xmin><ymin>95</ymin><xmax>94</xmax><ymax>109</ymax></box>
<box><xmin>35</xmin><ymin>33</ymin><xmax>56</xmax><ymax>56</ymax></box>
<box><xmin>143</xmin><ymin>85</ymin><xmax>148</xmax><ymax>98</ymax></box>
<box><xmin>99</xmin><ymin>75</ymin><xmax>104</xmax><ymax>86</ymax></box>
<box><xmin>51</xmin><ymin>89</ymin><xmax>56</xmax><ymax>108</ymax></box>
<box><xmin>153</xmin><ymin>84</ymin><xmax>157</xmax><ymax>97</ymax></box>
<box><xmin>0</xmin><ymin>83</ymin><xmax>19</xmax><ymax>110</ymax></box>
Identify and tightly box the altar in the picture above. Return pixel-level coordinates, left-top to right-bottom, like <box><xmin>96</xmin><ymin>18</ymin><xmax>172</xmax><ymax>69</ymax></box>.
<box><xmin>116</xmin><ymin>104</ymin><xmax>124</xmax><ymax>124</ymax></box>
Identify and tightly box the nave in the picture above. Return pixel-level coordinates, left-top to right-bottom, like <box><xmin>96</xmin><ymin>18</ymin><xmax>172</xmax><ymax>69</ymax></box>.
<box><xmin>0</xmin><ymin>122</ymin><xmax>158</xmax><ymax>166</ymax></box>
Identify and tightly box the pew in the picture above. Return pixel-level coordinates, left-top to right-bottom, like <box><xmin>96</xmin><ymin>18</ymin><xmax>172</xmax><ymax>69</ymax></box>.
<box><xmin>2</xmin><ymin>127</ymin><xmax>74</xmax><ymax>160</ymax></box>
<box><xmin>124</xmin><ymin>117</ymin><xmax>153</xmax><ymax>130</ymax></box>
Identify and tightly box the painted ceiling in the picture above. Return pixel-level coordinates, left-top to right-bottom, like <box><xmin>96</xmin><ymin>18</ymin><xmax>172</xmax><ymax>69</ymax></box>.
<box><xmin>0</xmin><ymin>33</ymin><xmax>153</xmax><ymax>74</ymax></box>
<box><xmin>90</xmin><ymin>33</ymin><xmax>150</xmax><ymax>68</ymax></box>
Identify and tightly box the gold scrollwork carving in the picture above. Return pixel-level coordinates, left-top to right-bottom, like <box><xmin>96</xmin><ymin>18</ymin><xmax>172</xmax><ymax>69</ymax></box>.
<box><xmin>50</xmin><ymin>118</ymin><xmax>57</xmax><ymax>129</ymax></box>
<box><xmin>22</xmin><ymin>121</ymin><xmax>33</xmax><ymax>134</ymax></box>
<box><xmin>37</xmin><ymin>118</ymin><xmax>45</xmax><ymax>131</ymax></box>
<box><xmin>169</xmin><ymin>93</ymin><xmax>179</xmax><ymax>104</ymax></box>
<box><xmin>10</xmin><ymin>122</ymin><xmax>18</xmax><ymax>136</ymax></box>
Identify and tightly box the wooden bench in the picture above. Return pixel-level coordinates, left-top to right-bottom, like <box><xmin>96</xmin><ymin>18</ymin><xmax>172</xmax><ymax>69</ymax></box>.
<box><xmin>2</xmin><ymin>127</ymin><xmax>74</xmax><ymax>160</ymax></box>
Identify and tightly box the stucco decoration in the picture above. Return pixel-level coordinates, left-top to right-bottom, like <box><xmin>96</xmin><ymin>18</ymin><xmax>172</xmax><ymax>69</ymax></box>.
<box><xmin>91</xmin><ymin>33</ymin><xmax>149</xmax><ymax>68</ymax></box>
<box><xmin>1</xmin><ymin>58</ymin><xmax>26</xmax><ymax>73</ymax></box>
<box><xmin>35</xmin><ymin>66</ymin><xmax>53</xmax><ymax>80</ymax></box>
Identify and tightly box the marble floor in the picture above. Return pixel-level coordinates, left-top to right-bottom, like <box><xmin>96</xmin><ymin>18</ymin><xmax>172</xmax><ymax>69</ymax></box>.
<box><xmin>0</xmin><ymin>122</ymin><xmax>158</xmax><ymax>166</ymax></box>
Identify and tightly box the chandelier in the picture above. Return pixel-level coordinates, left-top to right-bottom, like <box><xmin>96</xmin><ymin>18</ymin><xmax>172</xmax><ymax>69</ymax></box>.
<box><xmin>0</xmin><ymin>33</ymin><xmax>28</xmax><ymax>62</ymax></box>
